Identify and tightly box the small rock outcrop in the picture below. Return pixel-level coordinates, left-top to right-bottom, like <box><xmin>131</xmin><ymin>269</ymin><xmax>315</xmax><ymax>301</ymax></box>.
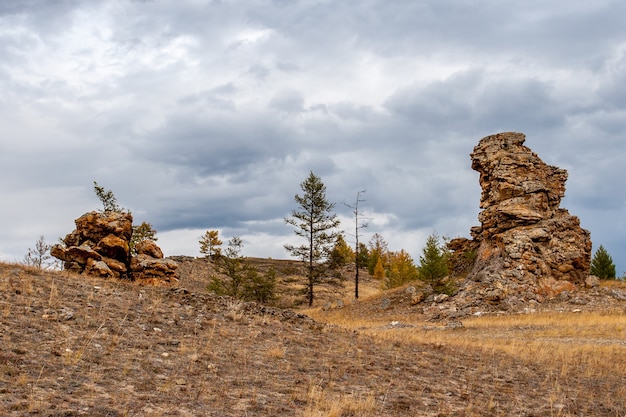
<box><xmin>131</xmin><ymin>240</ymin><xmax>179</xmax><ymax>286</ymax></box>
<box><xmin>449</xmin><ymin>132</ymin><xmax>592</xmax><ymax>306</ymax></box>
<box><xmin>51</xmin><ymin>211</ymin><xmax>178</xmax><ymax>286</ymax></box>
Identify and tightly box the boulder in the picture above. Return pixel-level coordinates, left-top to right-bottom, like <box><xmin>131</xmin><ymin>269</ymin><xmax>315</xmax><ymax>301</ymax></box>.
<box><xmin>51</xmin><ymin>210</ymin><xmax>178</xmax><ymax>286</ymax></box>
<box><xmin>449</xmin><ymin>132</ymin><xmax>592</xmax><ymax>307</ymax></box>
<box><xmin>131</xmin><ymin>255</ymin><xmax>179</xmax><ymax>286</ymax></box>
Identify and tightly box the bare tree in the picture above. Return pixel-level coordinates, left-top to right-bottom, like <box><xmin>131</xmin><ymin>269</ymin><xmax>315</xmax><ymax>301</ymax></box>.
<box><xmin>344</xmin><ymin>190</ymin><xmax>368</xmax><ymax>299</ymax></box>
<box><xmin>23</xmin><ymin>235</ymin><xmax>55</xmax><ymax>269</ymax></box>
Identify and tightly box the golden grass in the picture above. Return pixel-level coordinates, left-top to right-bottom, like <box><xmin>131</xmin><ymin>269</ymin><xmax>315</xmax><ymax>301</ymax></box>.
<box><xmin>299</xmin><ymin>384</ymin><xmax>377</xmax><ymax>417</ymax></box>
<box><xmin>308</xmin><ymin>306</ymin><xmax>626</xmax><ymax>384</ymax></box>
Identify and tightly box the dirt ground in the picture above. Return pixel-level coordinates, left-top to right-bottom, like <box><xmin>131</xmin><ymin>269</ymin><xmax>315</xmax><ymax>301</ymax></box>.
<box><xmin>1</xmin><ymin>262</ymin><xmax>625</xmax><ymax>416</ymax></box>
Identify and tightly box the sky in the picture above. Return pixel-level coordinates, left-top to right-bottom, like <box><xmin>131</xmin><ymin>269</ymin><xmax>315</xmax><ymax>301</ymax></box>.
<box><xmin>1</xmin><ymin>0</ymin><xmax>625</xmax><ymax>275</ymax></box>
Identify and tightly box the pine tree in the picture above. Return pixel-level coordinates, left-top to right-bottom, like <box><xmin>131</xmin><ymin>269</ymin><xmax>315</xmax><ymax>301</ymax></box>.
<box><xmin>93</xmin><ymin>181</ymin><xmax>125</xmax><ymax>213</ymax></box>
<box><xmin>418</xmin><ymin>233</ymin><xmax>452</xmax><ymax>293</ymax></box>
<box><xmin>208</xmin><ymin>236</ymin><xmax>275</xmax><ymax>303</ymax></box>
<box><xmin>284</xmin><ymin>172</ymin><xmax>340</xmax><ymax>306</ymax></box>
<box><xmin>356</xmin><ymin>243</ymin><xmax>370</xmax><ymax>271</ymax></box>
<box><xmin>130</xmin><ymin>222</ymin><xmax>157</xmax><ymax>254</ymax></box>
<box><xmin>328</xmin><ymin>234</ymin><xmax>354</xmax><ymax>268</ymax></box>
<box><xmin>199</xmin><ymin>230</ymin><xmax>223</xmax><ymax>258</ymax></box>
<box><xmin>590</xmin><ymin>245</ymin><xmax>616</xmax><ymax>280</ymax></box>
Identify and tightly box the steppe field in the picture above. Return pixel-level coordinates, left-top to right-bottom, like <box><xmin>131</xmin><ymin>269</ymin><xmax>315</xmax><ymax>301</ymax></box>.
<box><xmin>1</xmin><ymin>260</ymin><xmax>625</xmax><ymax>416</ymax></box>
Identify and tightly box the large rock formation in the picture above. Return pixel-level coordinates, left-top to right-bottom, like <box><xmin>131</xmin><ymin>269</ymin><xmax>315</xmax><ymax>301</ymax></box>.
<box><xmin>51</xmin><ymin>211</ymin><xmax>178</xmax><ymax>286</ymax></box>
<box><xmin>449</xmin><ymin>132</ymin><xmax>591</xmax><ymax>305</ymax></box>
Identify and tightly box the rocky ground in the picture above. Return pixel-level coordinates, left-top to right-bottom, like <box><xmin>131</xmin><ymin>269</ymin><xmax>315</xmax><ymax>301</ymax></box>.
<box><xmin>1</xmin><ymin>262</ymin><xmax>625</xmax><ymax>416</ymax></box>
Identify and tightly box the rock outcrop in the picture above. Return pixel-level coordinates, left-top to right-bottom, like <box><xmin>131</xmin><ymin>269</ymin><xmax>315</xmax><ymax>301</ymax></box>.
<box><xmin>131</xmin><ymin>240</ymin><xmax>179</xmax><ymax>286</ymax></box>
<box><xmin>51</xmin><ymin>211</ymin><xmax>178</xmax><ymax>286</ymax></box>
<box><xmin>449</xmin><ymin>132</ymin><xmax>591</xmax><ymax>306</ymax></box>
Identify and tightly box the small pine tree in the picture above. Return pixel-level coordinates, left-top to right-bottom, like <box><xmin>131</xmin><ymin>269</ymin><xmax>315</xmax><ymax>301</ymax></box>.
<box><xmin>284</xmin><ymin>171</ymin><xmax>340</xmax><ymax>306</ymax></box>
<box><xmin>241</xmin><ymin>267</ymin><xmax>277</xmax><ymax>304</ymax></box>
<box><xmin>328</xmin><ymin>234</ymin><xmax>354</xmax><ymax>268</ymax></box>
<box><xmin>208</xmin><ymin>236</ymin><xmax>276</xmax><ymax>303</ymax></box>
<box><xmin>590</xmin><ymin>245</ymin><xmax>616</xmax><ymax>280</ymax></box>
<box><xmin>130</xmin><ymin>222</ymin><xmax>158</xmax><ymax>254</ymax></box>
<box><xmin>199</xmin><ymin>230</ymin><xmax>223</xmax><ymax>258</ymax></box>
<box><xmin>356</xmin><ymin>242</ymin><xmax>369</xmax><ymax>270</ymax></box>
<box><xmin>418</xmin><ymin>233</ymin><xmax>453</xmax><ymax>294</ymax></box>
<box><xmin>93</xmin><ymin>181</ymin><xmax>125</xmax><ymax>213</ymax></box>
<box><xmin>367</xmin><ymin>233</ymin><xmax>388</xmax><ymax>275</ymax></box>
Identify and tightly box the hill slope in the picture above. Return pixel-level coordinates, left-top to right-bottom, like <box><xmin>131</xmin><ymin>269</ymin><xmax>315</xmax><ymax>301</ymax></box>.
<box><xmin>1</xmin><ymin>263</ymin><xmax>624</xmax><ymax>416</ymax></box>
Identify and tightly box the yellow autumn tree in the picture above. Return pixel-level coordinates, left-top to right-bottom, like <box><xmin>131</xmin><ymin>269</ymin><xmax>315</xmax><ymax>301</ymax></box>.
<box><xmin>373</xmin><ymin>257</ymin><xmax>386</xmax><ymax>280</ymax></box>
<box><xmin>383</xmin><ymin>249</ymin><xmax>419</xmax><ymax>289</ymax></box>
<box><xmin>199</xmin><ymin>230</ymin><xmax>223</xmax><ymax>259</ymax></box>
<box><xmin>328</xmin><ymin>234</ymin><xmax>354</xmax><ymax>268</ymax></box>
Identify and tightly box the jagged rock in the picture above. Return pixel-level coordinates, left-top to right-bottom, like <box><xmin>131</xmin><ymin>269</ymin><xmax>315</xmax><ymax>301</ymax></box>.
<box><xmin>51</xmin><ymin>210</ymin><xmax>178</xmax><ymax>286</ymax></box>
<box><xmin>449</xmin><ymin>132</ymin><xmax>592</xmax><ymax>307</ymax></box>
<box><xmin>52</xmin><ymin>211</ymin><xmax>132</xmax><ymax>278</ymax></box>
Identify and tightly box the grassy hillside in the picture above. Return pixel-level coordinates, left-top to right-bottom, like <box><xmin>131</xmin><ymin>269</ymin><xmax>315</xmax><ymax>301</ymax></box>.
<box><xmin>1</xmin><ymin>261</ymin><xmax>625</xmax><ymax>416</ymax></box>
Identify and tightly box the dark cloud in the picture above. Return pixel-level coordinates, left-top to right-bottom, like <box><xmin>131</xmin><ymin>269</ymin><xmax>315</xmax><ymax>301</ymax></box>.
<box><xmin>1</xmin><ymin>0</ymin><xmax>625</xmax><ymax>274</ymax></box>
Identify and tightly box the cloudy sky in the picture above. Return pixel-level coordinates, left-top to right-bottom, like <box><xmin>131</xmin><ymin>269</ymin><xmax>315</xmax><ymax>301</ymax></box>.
<box><xmin>1</xmin><ymin>0</ymin><xmax>625</xmax><ymax>275</ymax></box>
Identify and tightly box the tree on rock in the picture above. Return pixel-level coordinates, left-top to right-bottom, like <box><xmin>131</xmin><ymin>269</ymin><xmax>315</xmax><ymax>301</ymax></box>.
<box><xmin>93</xmin><ymin>181</ymin><xmax>125</xmax><ymax>213</ymax></box>
<box><xmin>284</xmin><ymin>171</ymin><xmax>340</xmax><ymax>306</ymax></box>
<box><xmin>131</xmin><ymin>222</ymin><xmax>158</xmax><ymax>255</ymax></box>
<box><xmin>590</xmin><ymin>245</ymin><xmax>616</xmax><ymax>280</ymax></box>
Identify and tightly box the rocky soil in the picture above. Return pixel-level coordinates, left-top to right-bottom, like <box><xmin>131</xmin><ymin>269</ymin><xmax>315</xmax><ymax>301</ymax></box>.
<box><xmin>1</xmin><ymin>262</ymin><xmax>625</xmax><ymax>416</ymax></box>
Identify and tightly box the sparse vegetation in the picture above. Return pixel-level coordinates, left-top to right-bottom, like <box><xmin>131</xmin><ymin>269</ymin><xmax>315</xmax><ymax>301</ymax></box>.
<box><xmin>1</xmin><ymin>261</ymin><xmax>625</xmax><ymax>416</ymax></box>
<box><xmin>22</xmin><ymin>235</ymin><xmax>55</xmax><ymax>270</ymax></box>
<box><xmin>208</xmin><ymin>236</ymin><xmax>276</xmax><ymax>303</ymax></box>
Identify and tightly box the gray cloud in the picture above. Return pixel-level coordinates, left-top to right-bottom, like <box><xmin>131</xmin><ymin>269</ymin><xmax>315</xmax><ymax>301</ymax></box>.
<box><xmin>1</xmin><ymin>0</ymin><xmax>625</xmax><ymax>274</ymax></box>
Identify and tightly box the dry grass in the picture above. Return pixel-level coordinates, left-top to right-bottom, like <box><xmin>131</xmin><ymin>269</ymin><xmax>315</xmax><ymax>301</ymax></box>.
<box><xmin>307</xmin><ymin>295</ymin><xmax>626</xmax><ymax>416</ymax></box>
<box><xmin>1</xmin><ymin>261</ymin><xmax>625</xmax><ymax>416</ymax></box>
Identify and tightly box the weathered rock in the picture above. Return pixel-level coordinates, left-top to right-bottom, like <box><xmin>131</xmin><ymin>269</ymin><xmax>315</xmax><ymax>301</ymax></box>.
<box><xmin>585</xmin><ymin>275</ymin><xmax>600</xmax><ymax>288</ymax></box>
<box><xmin>131</xmin><ymin>255</ymin><xmax>179</xmax><ymax>286</ymax></box>
<box><xmin>52</xmin><ymin>211</ymin><xmax>132</xmax><ymax>278</ymax></box>
<box><xmin>135</xmin><ymin>240</ymin><xmax>164</xmax><ymax>259</ymax></box>
<box><xmin>449</xmin><ymin>132</ymin><xmax>592</xmax><ymax>307</ymax></box>
<box><xmin>51</xmin><ymin>210</ymin><xmax>178</xmax><ymax>286</ymax></box>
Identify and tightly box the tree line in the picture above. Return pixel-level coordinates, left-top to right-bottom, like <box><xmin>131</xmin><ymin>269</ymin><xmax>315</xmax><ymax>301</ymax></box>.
<box><xmin>21</xmin><ymin>176</ymin><xmax>623</xmax><ymax>307</ymax></box>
